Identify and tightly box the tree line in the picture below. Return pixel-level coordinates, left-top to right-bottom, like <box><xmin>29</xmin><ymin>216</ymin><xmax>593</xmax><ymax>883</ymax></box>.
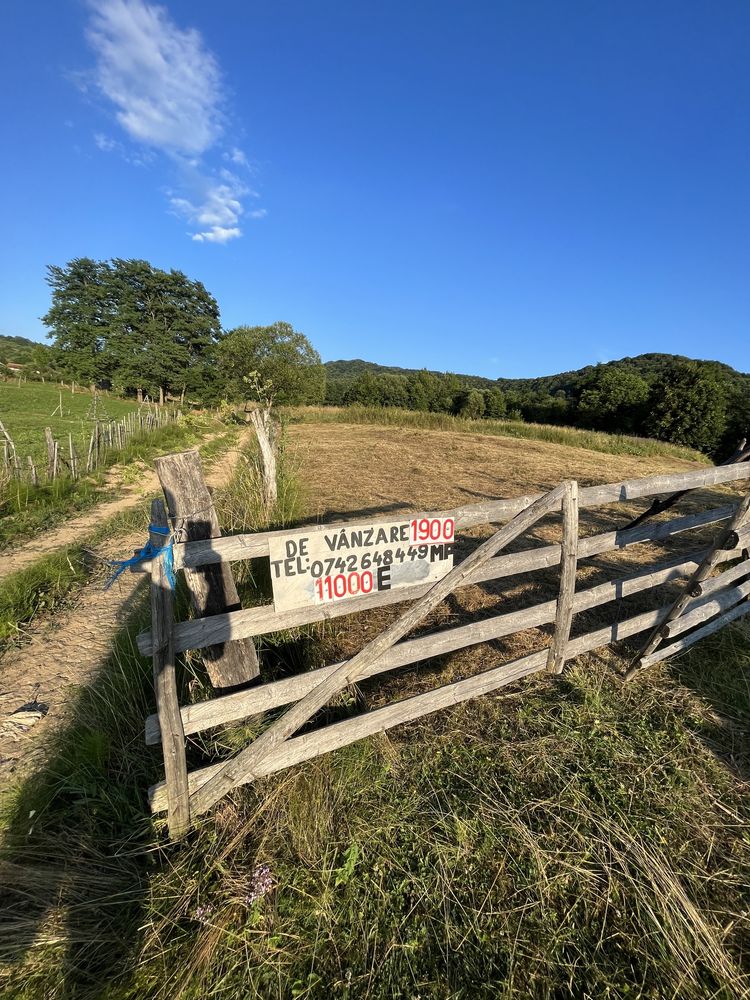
<box><xmin>37</xmin><ymin>257</ymin><xmax>747</xmax><ymax>459</ymax></box>
<box><xmin>326</xmin><ymin>362</ymin><xmax>745</xmax><ymax>458</ymax></box>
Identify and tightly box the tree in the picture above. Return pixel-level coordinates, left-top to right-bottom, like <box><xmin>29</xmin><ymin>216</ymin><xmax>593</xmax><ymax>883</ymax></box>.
<box><xmin>483</xmin><ymin>388</ymin><xmax>507</xmax><ymax>419</ymax></box>
<box><xmin>577</xmin><ymin>367</ymin><xmax>650</xmax><ymax>433</ymax></box>
<box><xmin>218</xmin><ymin>322</ymin><xmax>326</xmax><ymax>405</ymax></box>
<box><xmin>42</xmin><ymin>258</ymin><xmax>222</xmax><ymax>400</ymax></box>
<box><xmin>42</xmin><ymin>258</ymin><xmax>114</xmax><ymax>384</ymax></box>
<box><xmin>644</xmin><ymin>362</ymin><xmax>727</xmax><ymax>454</ymax></box>
<box><xmin>455</xmin><ymin>389</ymin><xmax>485</xmax><ymax>419</ymax></box>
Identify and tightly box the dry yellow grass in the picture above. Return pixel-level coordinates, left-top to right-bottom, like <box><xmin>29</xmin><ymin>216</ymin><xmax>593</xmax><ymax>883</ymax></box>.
<box><xmin>287</xmin><ymin>422</ymin><xmax>703</xmax><ymax>520</ymax></box>
<box><xmin>282</xmin><ymin>421</ymin><xmax>745</xmax><ymax>713</ymax></box>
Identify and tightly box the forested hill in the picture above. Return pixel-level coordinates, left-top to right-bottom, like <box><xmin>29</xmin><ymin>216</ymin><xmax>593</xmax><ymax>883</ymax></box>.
<box><xmin>324</xmin><ymin>352</ymin><xmax>749</xmax><ymax>459</ymax></box>
<box><xmin>325</xmin><ymin>353</ymin><xmax>748</xmax><ymax>395</ymax></box>
<box><xmin>0</xmin><ymin>334</ymin><xmax>44</xmax><ymax>365</ymax></box>
<box><xmin>324</xmin><ymin>358</ymin><xmax>496</xmax><ymax>389</ymax></box>
<box><xmin>494</xmin><ymin>353</ymin><xmax>749</xmax><ymax>395</ymax></box>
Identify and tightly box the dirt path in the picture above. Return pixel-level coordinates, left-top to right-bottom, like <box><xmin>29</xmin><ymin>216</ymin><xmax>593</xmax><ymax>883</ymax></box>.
<box><xmin>0</xmin><ymin>431</ymin><xmax>232</xmax><ymax>580</ymax></box>
<box><xmin>0</xmin><ymin>432</ymin><xmax>248</xmax><ymax>790</ymax></box>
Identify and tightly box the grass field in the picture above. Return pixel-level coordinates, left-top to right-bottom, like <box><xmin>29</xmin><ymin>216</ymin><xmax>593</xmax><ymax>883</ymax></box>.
<box><xmin>0</xmin><ymin>381</ymin><xmax>219</xmax><ymax>550</ymax></box>
<box><xmin>289</xmin><ymin>405</ymin><xmax>709</xmax><ymax>464</ymax></box>
<box><xmin>0</xmin><ymin>381</ymin><xmax>143</xmax><ymax>469</ymax></box>
<box><xmin>1</xmin><ymin>421</ymin><xmax>748</xmax><ymax>999</ymax></box>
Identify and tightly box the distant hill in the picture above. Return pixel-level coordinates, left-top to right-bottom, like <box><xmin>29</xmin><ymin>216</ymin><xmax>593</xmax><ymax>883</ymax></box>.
<box><xmin>0</xmin><ymin>334</ymin><xmax>46</xmax><ymax>366</ymax></box>
<box><xmin>325</xmin><ymin>353</ymin><xmax>749</xmax><ymax>395</ymax></box>
<box><xmin>324</xmin><ymin>358</ymin><xmax>496</xmax><ymax>389</ymax></box>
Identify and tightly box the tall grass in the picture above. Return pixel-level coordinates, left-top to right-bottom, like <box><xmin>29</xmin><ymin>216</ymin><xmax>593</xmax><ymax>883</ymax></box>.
<box><xmin>1</xmin><ymin>434</ymin><xmax>748</xmax><ymax>999</ymax></box>
<box><xmin>290</xmin><ymin>405</ymin><xmax>709</xmax><ymax>463</ymax></box>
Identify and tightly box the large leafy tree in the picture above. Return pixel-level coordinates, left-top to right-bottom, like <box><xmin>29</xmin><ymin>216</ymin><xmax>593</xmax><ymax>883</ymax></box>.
<box><xmin>644</xmin><ymin>362</ymin><xmax>727</xmax><ymax>454</ymax></box>
<box><xmin>218</xmin><ymin>322</ymin><xmax>326</xmax><ymax>405</ymax></box>
<box><xmin>42</xmin><ymin>258</ymin><xmax>222</xmax><ymax>399</ymax></box>
<box><xmin>577</xmin><ymin>367</ymin><xmax>650</xmax><ymax>433</ymax></box>
<box><xmin>42</xmin><ymin>258</ymin><xmax>114</xmax><ymax>383</ymax></box>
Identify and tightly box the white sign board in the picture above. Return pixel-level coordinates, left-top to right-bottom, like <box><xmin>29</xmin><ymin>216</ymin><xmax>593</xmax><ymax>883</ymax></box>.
<box><xmin>269</xmin><ymin>516</ymin><xmax>456</xmax><ymax>613</ymax></box>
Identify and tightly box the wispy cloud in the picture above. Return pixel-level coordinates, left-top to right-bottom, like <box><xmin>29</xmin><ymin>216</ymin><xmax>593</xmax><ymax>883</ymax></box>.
<box><xmin>83</xmin><ymin>0</ymin><xmax>261</xmax><ymax>243</ymax></box>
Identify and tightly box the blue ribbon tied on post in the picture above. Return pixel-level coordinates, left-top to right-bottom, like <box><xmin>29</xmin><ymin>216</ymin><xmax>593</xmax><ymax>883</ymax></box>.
<box><xmin>106</xmin><ymin>524</ymin><xmax>176</xmax><ymax>590</ymax></box>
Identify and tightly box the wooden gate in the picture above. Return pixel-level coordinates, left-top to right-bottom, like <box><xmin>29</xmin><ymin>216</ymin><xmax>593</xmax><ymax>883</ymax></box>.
<box><xmin>137</xmin><ymin>462</ymin><xmax>750</xmax><ymax>837</ymax></box>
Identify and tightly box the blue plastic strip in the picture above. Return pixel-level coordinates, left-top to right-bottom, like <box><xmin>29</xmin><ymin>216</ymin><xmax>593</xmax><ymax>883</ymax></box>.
<box><xmin>105</xmin><ymin>523</ymin><xmax>176</xmax><ymax>590</ymax></box>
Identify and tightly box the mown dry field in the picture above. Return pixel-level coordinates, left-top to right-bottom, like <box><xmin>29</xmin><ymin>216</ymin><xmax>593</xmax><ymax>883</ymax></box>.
<box><xmin>285</xmin><ymin>421</ymin><xmax>735</xmax><ymax>709</ymax></box>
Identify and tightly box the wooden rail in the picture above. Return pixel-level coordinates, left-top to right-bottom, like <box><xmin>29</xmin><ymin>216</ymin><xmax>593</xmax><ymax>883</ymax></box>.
<box><xmin>171</xmin><ymin>463</ymin><xmax>750</xmax><ymax>570</ymax></box>
<box><xmin>138</xmin><ymin>461</ymin><xmax>750</xmax><ymax>833</ymax></box>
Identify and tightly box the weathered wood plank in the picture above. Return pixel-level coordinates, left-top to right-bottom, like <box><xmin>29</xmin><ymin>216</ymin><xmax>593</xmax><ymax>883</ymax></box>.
<box><xmin>546</xmin><ymin>480</ymin><xmax>578</xmax><ymax>674</ymax></box>
<box><xmin>155</xmin><ymin>450</ymin><xmax>259</xmax><ymax>688</ymax></box>
<box><xmin>149</xmin><ymin>593</ymin><xmax>675</xmax><ymax>812</ymax></box>
<box><xmin>149</xmin><ymin>500</ymin><xmax>190</xmax><ymax>839</ymax></box>
<box><xmin>172</xmin><ymin>463</ymin><xmax>750</xmax><ymax>570</ymax></box>
<box><xmin>640</xmin><ymin>601</ymin><xmax>750</xmax><ymax>668</ymax></box>
<box><xmin>689</xmin><ymin>557</ymin><xmax>750</xmax><ymax>599</ymax></box>
<box><xmin>146</xmin><ymin>549</ymin><xmax>726</xmax><ymax>745</ymax></box>
<box><xmin>660</xmin><ymin>577</ymin><xmax>750</xmax><ymax>639</ymax></box>
<box><xmin>188</xmin><ymin>483</ymin><xmax>569</xmax><ymax>816</ymax></box>
<box><xmin>137</xmin><ymin>503</ymin><xmax>734</xmax><ymax>657</ymax></box>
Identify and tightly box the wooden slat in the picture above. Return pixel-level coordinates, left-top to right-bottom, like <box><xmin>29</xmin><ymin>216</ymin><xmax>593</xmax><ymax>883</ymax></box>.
<box><xmin>155</xmin><ymin>450</ymin><xmax>259</xmax><ymax>688</ymax></box>
<box><xmin>688</xmin><ymin>557</ymin><xmax>750</xmax><ymax>599</ymax></box>
<box><xmin>546</xmin><ymin>480</ymin><xmax>579</xmax><ymax>674</ymax></box>
<box><xmin>146</xmin><ymin>549</ymin><xmax>731</xmax><ymax>745</ymax></box>
<box><xmin>172</xmin><ymin>463</ymin><xmax>750</xmax><ymax>570</ymax></box>
<box><xmin>149</xmin><ymin>594</ymin><xmax>676</xmax><ymax>813</ymax></box>
<box><xmin>660</xmin><ymin>577</ymin><xmax>750</xmax><ymax>639</ymax></box>
<box><xmin>640</xmin><ymin>601</ymin><xmax>750</xmax><ymax>668</ymax></box>
<box><xmin>136</xmin><ymin>503</ymin><xmax>735</xmax><ymax>656</ymax></box>
<box><xmin>149</xmin><ymin>500</ymin><xmax>190</xmax><ymax>839</ymax></box>
<box><xmin>188</xmin><ymin>484</ymin><xmax>569</xmax><ymax>817</ymax></box>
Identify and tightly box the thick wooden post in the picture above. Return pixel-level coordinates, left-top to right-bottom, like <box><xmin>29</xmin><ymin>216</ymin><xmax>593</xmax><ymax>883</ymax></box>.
<box><xmin>155</xmin><ymin>450</ymin><xmax>260</xmax><ymax>688</ymax></box>
<box><xmin>546</xmin><ymin>480</ymin><xmax>579</xmax><ymax>674</ymax></box>
<box><xmin>249</xmin><ymin>406</ymin><xmax>279</xmax><ymax>508</ymax></box>
<box><xmin>149</xmin><ymin>499</ymin><xmax>190</xmax><ymax>838</ymax></box>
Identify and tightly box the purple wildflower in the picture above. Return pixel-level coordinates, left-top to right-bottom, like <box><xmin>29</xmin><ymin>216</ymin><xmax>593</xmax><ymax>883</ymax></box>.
<box><xmin>244</xmin><ymin>862</ymin><xmax>274</xmax><ymax>905</ymax></box>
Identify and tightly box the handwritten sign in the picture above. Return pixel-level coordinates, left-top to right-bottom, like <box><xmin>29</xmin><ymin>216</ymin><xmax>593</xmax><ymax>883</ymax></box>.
<box><xmin>268</xmin><ymin>516</ymin><xmax>455</xmax><ymax>613</ymax></box>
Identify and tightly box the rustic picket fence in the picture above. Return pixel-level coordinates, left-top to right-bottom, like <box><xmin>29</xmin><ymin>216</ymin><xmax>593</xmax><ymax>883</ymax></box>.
<box><xmin>136</xmin><ymin>456</ymin><xmax>750</xmax><ymax>837</ymax></box>
<box><xmin>0</xmin><ymin>404</ymin><xmax>179</xmax><ymax>486</ymax></box>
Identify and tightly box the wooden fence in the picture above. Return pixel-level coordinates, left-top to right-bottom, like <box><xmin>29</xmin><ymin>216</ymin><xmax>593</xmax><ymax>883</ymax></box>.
<box><xmin>0</xmin><ymin>404</ymin><xmax>179</xmax><ymax>486</ymax></box>
<box><xmin>136</xmin><ymin>460</ymin><xmax>750</xmax><ymax>837</ymax></box>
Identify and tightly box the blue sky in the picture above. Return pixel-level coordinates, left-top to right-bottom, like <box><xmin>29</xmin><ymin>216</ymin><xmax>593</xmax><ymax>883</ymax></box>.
<box><xmin>1</xmin><ymin>1</ymin><xmax>749</xmax><ymax>378</ymax></box>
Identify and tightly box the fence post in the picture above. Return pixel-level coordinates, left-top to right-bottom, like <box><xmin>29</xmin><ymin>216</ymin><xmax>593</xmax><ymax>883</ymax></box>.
<box><xmin>44</xmin><ymin>427</ymin><xmax>56</xmax><ymax>479</ymax></box>
<box><xmin>249</xmin><ymin>405</ymin><xmax>279</xmax><ymax>508</ymax></box>
<box><xmin>546</xmin><ymin>479</ymin><xmax>579</xmax><ymax>674</ymax></box>
<box><xmin>149</xmin><ymin>498</ymin><xmax>190</xmax><ymax>839</ymax></box>
<box><xmin>155</xmin><ymin>450</ymin><xmax>260</xmax><ymax>688</ymax></box>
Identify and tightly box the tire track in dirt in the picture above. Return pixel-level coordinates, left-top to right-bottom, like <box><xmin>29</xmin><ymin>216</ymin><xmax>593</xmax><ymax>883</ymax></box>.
<box><xmin>0</xmin><ymin>431</ymin><xmax>250</xmax><ymax>790</ymax></box>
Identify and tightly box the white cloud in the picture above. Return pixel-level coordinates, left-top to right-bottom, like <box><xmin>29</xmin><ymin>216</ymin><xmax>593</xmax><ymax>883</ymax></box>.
<box><xmin>249</xmin><ymin>208</ymin><xmax>267</xmax><ymax>219</ymax></box>
<box><xmin>86</xmin><ymin>0</ymin><xmax>222</xmax><ymax>155</ymax></box>
<box><xmin>82</xmin><ymin>0</ymin><xmax>263</xmax><ymax>242</ymax></box>
<box><xmin>94</xmin><ymin>131</ymin><xmax>119</xmax><ymax>152</ymax></box>
<box><xmin>191</xmin><ymin>226</ymin><xmax>241</xmax><ymax>244</ymax></box>
<box><xmin>225</xmin><ymin>147</ymin><xmax>248</xmax><ymax>167</ymax></box>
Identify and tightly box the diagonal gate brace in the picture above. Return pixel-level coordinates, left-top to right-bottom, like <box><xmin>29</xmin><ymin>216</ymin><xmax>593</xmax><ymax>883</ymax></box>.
<box><xmin>188</xmin><ymin>481</ymin><xmax>571</xmax><ymax>816</ymax></box>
